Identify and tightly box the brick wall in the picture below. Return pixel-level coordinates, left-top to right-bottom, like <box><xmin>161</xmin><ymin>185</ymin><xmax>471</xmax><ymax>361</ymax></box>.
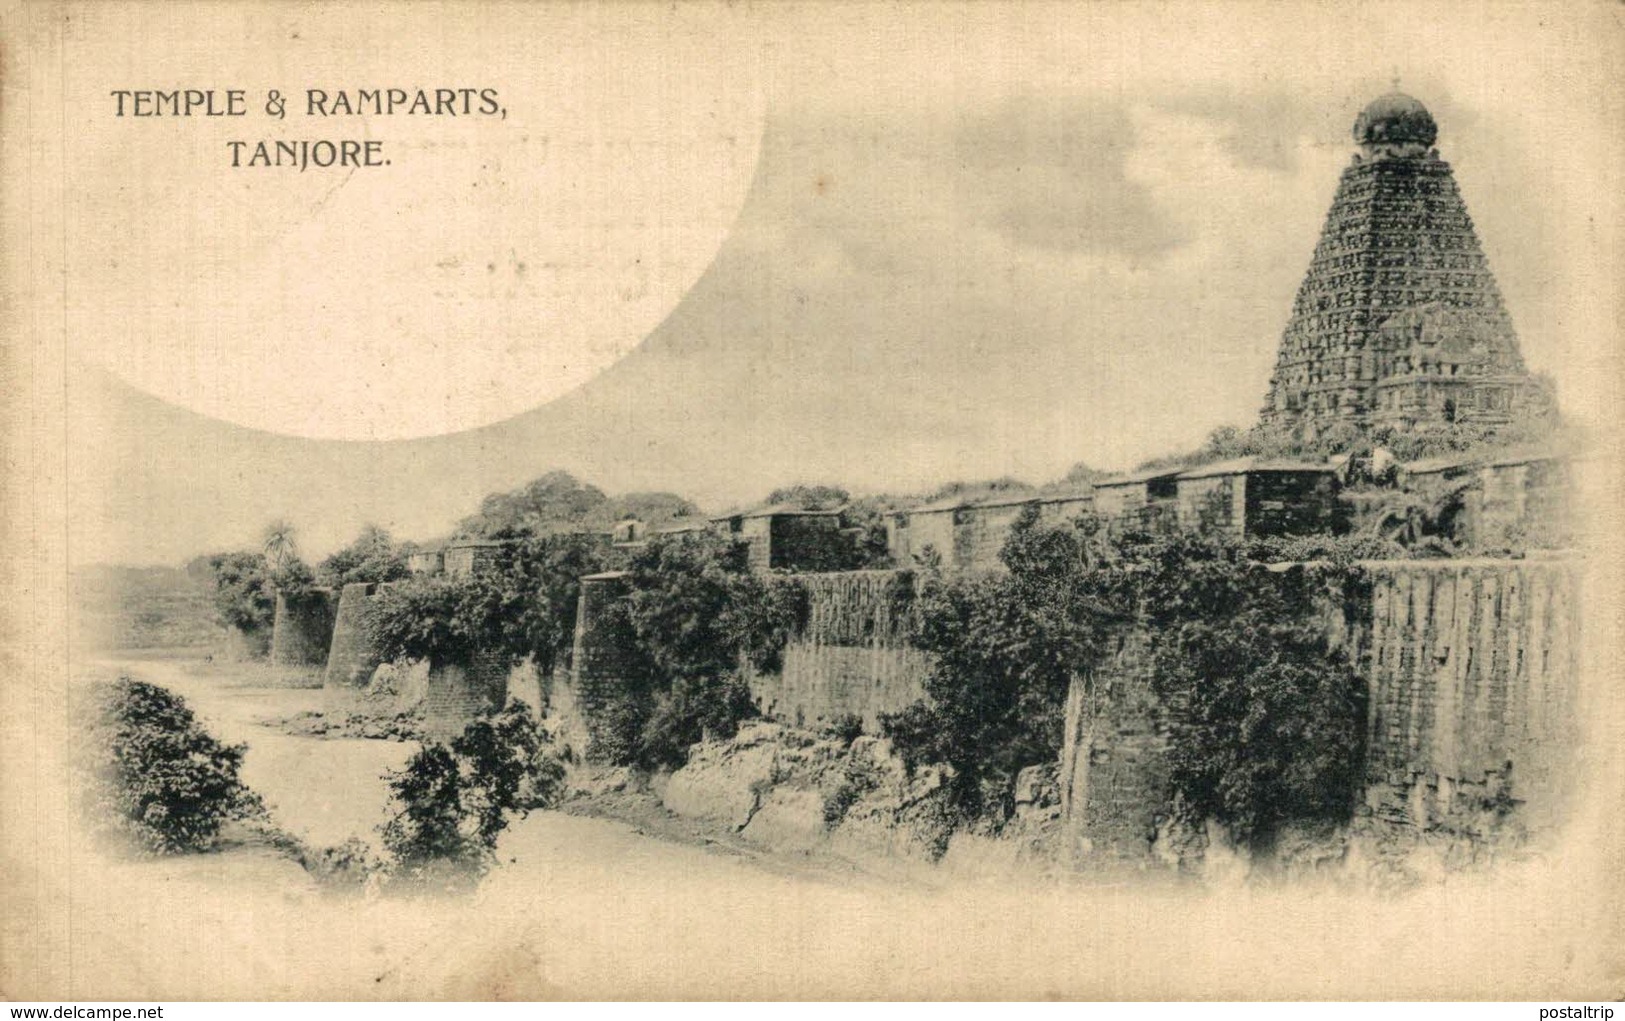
<box><xmin>566</xmin><ymin>573</ymin><xmax>654</xmax><ymax>761</ymax></box>
<box><xmin>421</xmin><ymin>647</ymin><xmax>511</xmax><ymax>739</ymax></box>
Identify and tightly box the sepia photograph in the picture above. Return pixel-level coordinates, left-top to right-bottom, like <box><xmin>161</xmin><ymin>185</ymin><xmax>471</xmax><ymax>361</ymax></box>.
<box><xmin>2</xmin><ymin>0</ymin><xmax>1621</xmax><ymax>1004</ymax></box>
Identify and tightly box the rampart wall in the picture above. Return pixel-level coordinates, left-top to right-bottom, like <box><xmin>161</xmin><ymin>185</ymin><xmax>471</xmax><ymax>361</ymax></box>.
<box><xmin>742</xmin><ymin>571</ymin><xmax>931</xmax><ymax>731</ymax></box>
<box><xmin>1056</xmin><ymin>558</ymin><xmax>1585</xmax><ymax>871</ymax></box>
<box><xmin>269</xmin><ymin>588</ymin><xmax>337</xmax><ymax>667</ymax></box>
<box><xmin>323</xmin><ymin>582</ymin><xmax>378</xmax><ymax>687</ymax></box>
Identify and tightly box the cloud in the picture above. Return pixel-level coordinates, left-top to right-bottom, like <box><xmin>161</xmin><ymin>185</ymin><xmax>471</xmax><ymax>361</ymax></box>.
<box><xmin>953</xmin><ymin>97</ymin><xmax>1190</xmax><ymax>258</ymax></box>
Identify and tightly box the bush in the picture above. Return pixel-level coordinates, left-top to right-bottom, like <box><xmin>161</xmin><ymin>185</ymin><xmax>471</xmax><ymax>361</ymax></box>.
<box><xmin>463</xmin><ymin>532</ymin><xmax>609</xmax><ymax>676</ymax></box>
<box><xmin>593</xmin><ymin>532</ymin><xmax>777</xmax><ymax>767</ymax></box>
<box><xmin>821</xmin><ymin>755</ymin><xmax>883</xmax><ymax>829</ymax></box>
<box><xmin>887</xmin><ymin>510</ymin><xmax>1369</xmax><ymax>851</ymax></box>
<box><xmin>379</xmin><ymin>702</ymin><xmax>564</xmax><ymax>888</ymax></box>
<box><xmin>80</xmin><ymin>677</ymin><xmax>265</xmax><ymax>854</ymax></box>
<box><xmin>366</xmin><ymin>575</ymin><xmax>479</xmax><ymax>668</ymax></box>
<box><xmin>822</xmin><ymin>712</ymin><xmax>865</xmax><ymax>746</ymax></box>
<box><xmin>366</xmin><ymin>533</ymin><xmax>608</xmax><ymax>681</ymax></box>
<box><xmin>634</xmin><ymin>673</ymin><xmax>757</xmax><ymax>770</ymax></box>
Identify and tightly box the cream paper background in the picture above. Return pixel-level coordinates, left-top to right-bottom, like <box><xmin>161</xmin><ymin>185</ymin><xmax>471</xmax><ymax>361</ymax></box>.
<box><xmin>3</xmin><ymin>0</ymin><xmax>1622</xmax><ymax>999</ymax></box>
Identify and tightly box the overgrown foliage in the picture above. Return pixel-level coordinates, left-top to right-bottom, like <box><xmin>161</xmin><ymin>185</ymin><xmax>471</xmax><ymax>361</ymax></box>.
<box><xmin>80</xmin><ymin>677</ymin><xmax>265</xmax><ymax>854</ymax></box>
<box><xmin>882</xmin><ymin>506</ymin><xmax>1128</xmax><ymax>816</ymax></box>
<box><xmin>1123</xmin><ymin>531</ymin><xmax>1369</xmax><ymax>847</ymax></box>
<box><xmin>883</xmin><ymin>508</ymin><xmax>1370</xmax><ymax>848</ymax></box>
<box><xmin>206</xmin><ymin>551</ymin><xmax>276</xmax><ymax>654</ymax></box>
<box><xmin>317</xmin><ymin>524</ymin><xmax>415</xmax><ymax>587</ymax></box>
<box><xmin>379</xmin><ymin>702</ymin><xmax>564</xmax><ymax>888</ymax></box>
<box><xmin>588</xmin><ymin>532</ymin><xmax>811</xmax><ymax>768</ymax></box>
<box><xmin>365</xmin><ymin>532</ymin><xmax>607</xmax><ymax>675</ymax></box>
<box><xmin>366</xmin><ymin>575</ymin><xmax>478</xmax><ymax>668</ymax></box>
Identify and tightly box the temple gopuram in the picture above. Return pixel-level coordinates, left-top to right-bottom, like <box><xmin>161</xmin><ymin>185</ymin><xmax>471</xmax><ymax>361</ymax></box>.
<box><xmin>1260</xmin><ymin>91</ymin><xmax>1556</xmax><ymax>439</ymax></box>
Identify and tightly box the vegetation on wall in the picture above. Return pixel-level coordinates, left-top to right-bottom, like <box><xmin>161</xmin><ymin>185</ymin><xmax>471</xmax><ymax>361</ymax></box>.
<box><xmin>365</xmin><ymin>531</ymin><xmax>608</xmax><ymax>676</ymax></box>
<box><xmin>572</xmin><ymin>532</ymin><xmax>812</xmax><ymax>769</ymax></box>
<box><xmin>317</xmin><ymin>524</ymin><xmax>416</xmax><ymax>587</ymax></box>
<box><xmin>882</xmin><ymin>507</ymin><xmax>1370</xmax><ymax>848</ymax></box>
<box><xmin>882</xmin><ymin>506</ymin><xmax>1128</xmax><ymax>817</ymax></box>
<box><xmin>1120</xmin><ymin>531</ymin><xmax>1369</xmax><ymax>848</ymax></box>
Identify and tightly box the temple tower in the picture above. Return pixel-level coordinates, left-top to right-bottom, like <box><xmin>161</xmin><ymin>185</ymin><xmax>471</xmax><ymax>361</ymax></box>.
<box><xmin>1260</xmin><ymin>91</ymin><xmax>1553</xmax><ymax>437</ymax></box>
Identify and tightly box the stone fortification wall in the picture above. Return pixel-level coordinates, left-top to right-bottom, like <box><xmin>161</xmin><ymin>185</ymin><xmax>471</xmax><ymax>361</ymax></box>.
<box><xmin>269</xmin><ymin>588</ymin><xmax>338</xmax><ymax>667</ymax></box>
<box><xmin>421</xmin><ymin>648</ymin><xmax>511</xmax><ymax>738</ymax></box>
<box><xmin>1058</xmin><ymin>558</ymin><xmax>1585</xmax><ymax>873</ymax></box>
<box><xmin>566</xmin><ymin>573</ymin><xmax>649</xmax><ymax>761</ymax></box>
<box><xmin>1344</xmin><ymin>559</ymin><xmax>1582</xmax><ymax>856</ymax></box>
<box><xmin>745</xmin><ymin>571</ymin><xmax>930</xmax><ymax>732</ymax></box>
<box><xmin>564</xmin><ymin>568</ymin><xmax>931</xmax><ymax>743</ymax></box>
<box><xmin>323</xmin><ymin>582</ymin><xmax>379</xmax><ymax>687</ymax></box>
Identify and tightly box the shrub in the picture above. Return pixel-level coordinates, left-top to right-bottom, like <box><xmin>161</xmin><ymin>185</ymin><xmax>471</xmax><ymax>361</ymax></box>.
<box><xmin>379</xmin><ymin>702</ymin><xmax>564</xmax><ymax>887</ymax></box>
<box><xmin>367</xmin><ymin>533</ymin><xmax>608</xmax><ymax>682</ymax></box>
<box><xmin>463</xmin><ymin>532</ymin><xmax>609</xmax><ymax>676</ymax></box>
<box><xmin>634</xmin><ymin>673</ymin><xmax>757</xmax><ymax>770</ymax></box>
<box><xmin>888</xmin><ymin>510</ymin><xmax>1369</xmax><ymax>851</ymax></box>
<box><xmin>821</xmin><ymin>755</ymin><xmax>883</xmax><ymax>829</ymax></box>
<box><xmin>822</xmin><ymin>712</ymin><xmax>865</xmax><ymax>746</ymax></box>
<box><xmin>595</xmin><ymin>532</ymin><xmax>774</xmax><ymax>767</ymax></box>
<box><xmin>366</xmin><ymin>575</ymin><xmax>480</xmax><ymax>668</ymax></box>
<box><xmin>80</xmin><ymin>677</ymin><xmax>265</xmax><ymax>854</ymax></box>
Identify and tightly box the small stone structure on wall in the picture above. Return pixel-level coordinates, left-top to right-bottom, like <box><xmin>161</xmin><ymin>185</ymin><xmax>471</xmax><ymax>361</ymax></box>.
<box><xmin>1173</xmin><ymin>458</ymin><xmax>1344</xmax><ymax>540</ymax></box>
<box><xmin>888</xmin><ymin>490</ymin><xmax>1094</xmax><ymax>572</ymax></box>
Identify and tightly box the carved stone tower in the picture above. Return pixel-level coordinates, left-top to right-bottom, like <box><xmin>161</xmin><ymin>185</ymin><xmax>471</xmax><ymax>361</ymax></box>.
<box><xmin>1260</xmin><ymin>91</ymin><xmax>1554</xmax><ymax>437</ymax></box>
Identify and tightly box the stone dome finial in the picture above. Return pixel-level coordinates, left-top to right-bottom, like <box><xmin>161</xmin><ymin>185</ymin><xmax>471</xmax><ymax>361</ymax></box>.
<box><xmin>1353</xmin><ymin>91</ymin><xmax>1438</xmax><ymax>153</ymax></box>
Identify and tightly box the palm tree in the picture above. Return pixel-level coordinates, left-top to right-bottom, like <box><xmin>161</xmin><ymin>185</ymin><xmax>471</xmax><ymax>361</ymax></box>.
<box><xmin>261</xmin><ymin>519</ymin><xmax>299</xmax><ymax>574</ymax></box>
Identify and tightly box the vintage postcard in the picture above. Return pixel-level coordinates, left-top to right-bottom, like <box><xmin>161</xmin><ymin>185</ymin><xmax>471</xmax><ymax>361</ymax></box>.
<box><xmin>2</xmin><ymin>0</ymin><xmax>1622</xmax><ymax>1002</ymax></box>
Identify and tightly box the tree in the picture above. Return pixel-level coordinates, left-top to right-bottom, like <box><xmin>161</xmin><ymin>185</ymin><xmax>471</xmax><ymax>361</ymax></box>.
<box><xmin>318</xmin><ymin>524</ymin><xmax>414</xmax><ymax>587</ymax></box>
<box><xmin>379</xmin><ymin>703</ymin><xmax>564</xmax><ymax>887</ymax></box>
<box><xmin>1118</xmin><ymin>530</ymin><xmax>1369</xmax><ymax>849</ymax></box>
<box><xmin>261</xmin><ymin>519</ymin><xmax>300</xmax><ymax>574</ymax></box>
<box><xmin>364</xmin><ymin>532</ymin><xmax>608</xmax><ymax>677</ymax></box>
<box><xmin>459</xmin><ymin>531</ymin><xmax>608</xmax><ymax>677</ymax></box>
<box><xmin>366</xmin><ymin>576</ymin><xmax>481</xmax><ymax>669</ymax></box>
<box><xmin>206</xmin><ymin>550</ymin><xmax>276</xmax><ymax>654</ymax></box>
<box><xmin>887</xmin><ymin>506</ymin><xmax>1128</xmax><ymax>816</ymax></box>
<box><xmin>455</xmin><ymin>470</ymin><xmax>609</xmax><ymax>538</ymax></box>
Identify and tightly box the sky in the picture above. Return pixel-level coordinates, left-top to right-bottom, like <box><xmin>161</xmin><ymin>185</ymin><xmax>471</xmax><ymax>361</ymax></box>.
<box><xmin>60</xmin><ymin>3</ymin><xmax>1621</xmax><ymax>566</ymax></box>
